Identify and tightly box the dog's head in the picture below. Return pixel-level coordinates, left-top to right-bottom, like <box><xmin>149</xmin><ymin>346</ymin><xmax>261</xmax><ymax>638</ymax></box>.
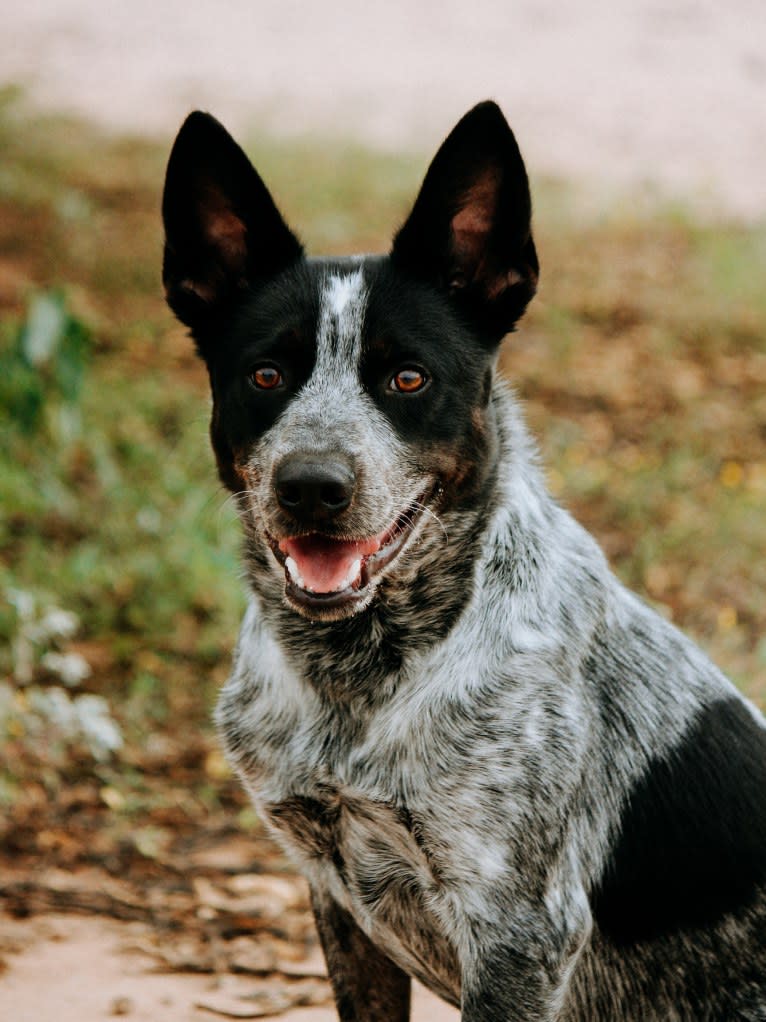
<box><xmin>162</xmin><ymin>102</ymin><xmax>537</xmax><ymax>622</ymax></box>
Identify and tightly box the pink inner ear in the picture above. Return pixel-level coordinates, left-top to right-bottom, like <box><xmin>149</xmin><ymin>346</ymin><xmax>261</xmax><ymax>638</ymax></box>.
<box><xmin>453</xmin><ymin>170</ymin><xmax>500</xmax><ymax>252</ymax></box>
<box><xmin>452</xmin><ymin>171</ymin><xmax>498</xmax><ymax>236</ymax></box>
<box><xmin>198</xmin><ymin>182</ymin><xmax>248</xmax><ymax>271</ymax></box>
<box><xmin>449</xmin><ymin>168</ymin><xmax>500</xmax><ymax>285</ymax></box>
<box><xmin>172</xmin><ymin>185</ymin><xmax>248</xmax><ymax>305</ymax></box>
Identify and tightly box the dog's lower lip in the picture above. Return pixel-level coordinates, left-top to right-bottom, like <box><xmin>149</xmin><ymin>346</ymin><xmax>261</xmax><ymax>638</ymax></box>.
<box><xmin>284</xmin><ymin>580</ymin><xmax>367</xmax><ymax>611</ymax></box>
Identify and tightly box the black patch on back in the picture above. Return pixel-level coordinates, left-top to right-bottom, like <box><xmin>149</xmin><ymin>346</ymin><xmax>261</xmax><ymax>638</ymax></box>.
<box><xmin>593</xmin><ymin>696</ymin><xmax>766</xmax><ymax>944</ymax></box>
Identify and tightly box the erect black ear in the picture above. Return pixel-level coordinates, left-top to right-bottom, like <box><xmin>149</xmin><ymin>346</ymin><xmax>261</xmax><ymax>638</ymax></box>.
<box><xmin>162</xmin><ymin>111</ymin><xmax>302</xmax><ymax>334</ymax></box>
<box><xmin>391</xmin><ymin>101</ymin><xmax>538</xmax><ymax>343</ymax></box>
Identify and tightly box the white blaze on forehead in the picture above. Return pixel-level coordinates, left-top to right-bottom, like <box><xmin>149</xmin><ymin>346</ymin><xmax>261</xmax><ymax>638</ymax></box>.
<box><xmin>315</xmin><ymin>268</ymin><xmax>367</xmax><ymax>373</ymax></box>
<box><xmin>273</xmin><ymin>264</ymin><xmax>402</xmax><ymax>490</ymax></box>
<box><xmin>326</xmin><ymin>269</ymin><xmax>365</xmax><ymax>318</ymax></box>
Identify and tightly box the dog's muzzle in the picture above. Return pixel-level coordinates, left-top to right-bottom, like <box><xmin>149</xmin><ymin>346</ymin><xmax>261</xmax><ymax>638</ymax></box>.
<box><xmin>266</xmin><ymin>455</ymin><xmax>437</xmax><ymax>619</ymax></box>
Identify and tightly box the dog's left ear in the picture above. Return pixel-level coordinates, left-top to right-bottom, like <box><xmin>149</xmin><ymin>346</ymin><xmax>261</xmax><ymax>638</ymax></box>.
<box><xmin>391</xmin><ymin>101</ymin><xmax>538</xmax><ymax>343</ymax></box>
<box><xmin>162</xmin><ymin>111</ymin><xmax>302</xmax><ymax>337</ymax></box>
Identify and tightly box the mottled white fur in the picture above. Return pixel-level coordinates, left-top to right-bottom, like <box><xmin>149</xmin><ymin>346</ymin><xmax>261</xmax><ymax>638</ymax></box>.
<box><xmin>218</xmin><ymin>356</ymin><xmax>759</xmax><ymax>1018</ymax></box>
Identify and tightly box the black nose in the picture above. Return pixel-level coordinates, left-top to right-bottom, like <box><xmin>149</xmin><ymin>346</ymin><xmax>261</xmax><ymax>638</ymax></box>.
<box><xmin>274</xmin><ymin>455</ymin><xmax>355</xmax><ymax>524</ymax></box>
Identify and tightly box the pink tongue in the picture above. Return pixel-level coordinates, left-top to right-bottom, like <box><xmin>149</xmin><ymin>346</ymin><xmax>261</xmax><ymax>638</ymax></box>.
<box><xmin>280</xmin><ymin>534</ymin><xmax>382</xmax><ymax>593</ymax></box>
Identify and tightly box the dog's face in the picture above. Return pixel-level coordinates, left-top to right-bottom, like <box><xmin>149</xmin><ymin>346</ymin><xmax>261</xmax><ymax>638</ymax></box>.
<box><xmin>162</xmin><ymin>102</ymin><xmax>538</xmax><ymax>621</ymax></box>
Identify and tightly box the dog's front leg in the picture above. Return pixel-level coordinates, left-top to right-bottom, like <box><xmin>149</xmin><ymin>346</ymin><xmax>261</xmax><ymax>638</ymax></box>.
<box><xmin>458</xmin><ymin>895</ymin><xmax>591</xmax><ymax>1022</ymax></box>
<box><xmin>461</xmin><ymin>945</ymin><xmax>565</xmax><ymax>1022</ymax></box>
<box><xmin>310</xmin><ymin>883</ymin><xmax>411</xmax><ymax>1021</ymax></box>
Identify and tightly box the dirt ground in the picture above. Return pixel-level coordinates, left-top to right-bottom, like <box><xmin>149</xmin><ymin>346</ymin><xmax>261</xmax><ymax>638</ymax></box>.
<box><xmin>0</xmin><ymin>826</ymin><xmax>459</xmax><ymax>1022</ymax></box>
<box><xmin>0</xmin><ymin>914</ymin><xmax>457</xmax><ymax>1022</ymax></box>
<box><xmin>2</xmin><ymin>2</ymin><xmax>765</xmax><ymax>1018</ymax></box>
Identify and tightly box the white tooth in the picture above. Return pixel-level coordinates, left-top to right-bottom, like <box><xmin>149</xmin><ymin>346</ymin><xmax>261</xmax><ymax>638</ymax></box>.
<box><xmin>285</xmin><ymin>556</ymin><xmax>304</xmax><ymax>588</ymax></box>
<box><xmin>342</xmin><ymin>558</ymin><xmax>362</xmax><ymax>589</ymax></box>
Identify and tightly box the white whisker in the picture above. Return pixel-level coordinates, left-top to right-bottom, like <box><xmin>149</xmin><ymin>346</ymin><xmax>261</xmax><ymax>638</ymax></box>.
<box><xmin>407</xmin><ymin>499</ymin><xmax>448</xmax><ymax>542</ymax></box>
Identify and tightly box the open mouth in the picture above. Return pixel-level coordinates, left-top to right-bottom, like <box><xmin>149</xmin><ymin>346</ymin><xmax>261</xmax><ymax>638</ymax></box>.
<box><xmin>267</xmin><ymin>493</ymin><xmax>433</xmax><ymax>614</ymax></box>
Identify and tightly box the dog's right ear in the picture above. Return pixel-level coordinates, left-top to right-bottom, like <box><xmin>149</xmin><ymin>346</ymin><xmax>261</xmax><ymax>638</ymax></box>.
<box><xmin>391</xmin><ymin>101</ymin><xmax>538</xmax><ymax>344</ymax></box>
<box><xmin>162</xmin><ymin>112</ymin><xmax>302</xmax><ymax>336</ymax></box>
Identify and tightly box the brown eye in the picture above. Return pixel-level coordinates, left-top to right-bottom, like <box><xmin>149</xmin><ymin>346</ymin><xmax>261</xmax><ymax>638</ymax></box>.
<box><xmin>390</xmin><ymin>367</ymin><xmax>428</xmax><ymax>393</ymax></box>
<box><xmin>249</xmin><ymin>365</ymin><xmax>283</xmax><ymax>390</ymax></box>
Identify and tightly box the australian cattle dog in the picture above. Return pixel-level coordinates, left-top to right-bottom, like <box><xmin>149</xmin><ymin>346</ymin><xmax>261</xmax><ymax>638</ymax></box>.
<box><xmin>162</xmin><ymin>102</ymin><xmax>766</xmax><ymax>1020</ymax></box>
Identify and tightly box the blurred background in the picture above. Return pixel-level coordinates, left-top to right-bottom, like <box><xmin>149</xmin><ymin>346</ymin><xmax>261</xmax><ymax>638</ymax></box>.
<box><xmin>1</xmin><ymin>3</ymin><xmax>765</xmax><ymax>1019</ymax></box>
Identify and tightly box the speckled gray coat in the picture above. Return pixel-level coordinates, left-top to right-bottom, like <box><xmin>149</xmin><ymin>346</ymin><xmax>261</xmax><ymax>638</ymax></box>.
<box><xmin>162</xmin><ymin>102</ymin><xmax>766</xmax><ymax>1021</ymax></box>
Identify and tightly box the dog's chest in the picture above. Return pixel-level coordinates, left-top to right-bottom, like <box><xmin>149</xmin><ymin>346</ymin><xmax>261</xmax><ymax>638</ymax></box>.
<box><xmin>263</xmin><ymin>783</ymin><xmax>432</xmax><ymax>888</ymax></box>
<box><xmin>260</xmin><ymin>780</ymin><xmax>460</xmax><ymax>1001</ymax></box>
<box><xmin>219</xmin><ymin>642</ymin><xmax>461</xmax><ymax>999</ymax></box>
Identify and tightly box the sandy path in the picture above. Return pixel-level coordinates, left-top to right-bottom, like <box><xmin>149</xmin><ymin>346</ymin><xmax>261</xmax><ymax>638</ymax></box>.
<box><xmin>0</xmin><ymin>913</ymin><xmax>458</xmax><ymax>1022</ymax></box>
<box><xmin>3</xmin><ymin>0</ymin><xmax>766</xmax><ymax>217</ymax></box>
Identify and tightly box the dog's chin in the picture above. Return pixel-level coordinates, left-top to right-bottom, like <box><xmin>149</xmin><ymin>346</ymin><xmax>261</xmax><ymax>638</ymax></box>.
<box><xmin>266</xmin><ymin>492</ymin><xmax>434</xmax><ymax>622</ymax></box>
<box><xmin>283</xmin><ymin>577</ymin><xmax>378</xmax><ymax>622</ymax></box>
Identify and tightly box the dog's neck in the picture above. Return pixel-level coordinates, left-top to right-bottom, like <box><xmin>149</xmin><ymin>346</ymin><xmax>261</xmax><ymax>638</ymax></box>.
<box><xmin>244</xmin><ymin>501</ymin><xmax>495</xmax><ymax>705</ymax></box>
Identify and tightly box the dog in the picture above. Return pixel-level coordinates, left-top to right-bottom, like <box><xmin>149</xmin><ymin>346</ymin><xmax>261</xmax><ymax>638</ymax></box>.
<box><xmin>162</xmin><ymin>101</ymin><xmax>766</xmax><ymax>1020</ymax></box>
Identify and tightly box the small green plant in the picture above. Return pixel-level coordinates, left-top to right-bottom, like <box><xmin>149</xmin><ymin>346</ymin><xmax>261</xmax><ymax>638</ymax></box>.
<box><xmin>1</xmin><ymin>588</ymin><xmax>122</xmax><ymax>773</ymax></box>
<box><xmin>0</xmin><ymin>289</ymin><xmax>91</xmax><ymax>437</ymax></box>
<box><xmin>5</xmin><ymin>587</ymin><xmax>89</xmax><ymax>686</ymax></box>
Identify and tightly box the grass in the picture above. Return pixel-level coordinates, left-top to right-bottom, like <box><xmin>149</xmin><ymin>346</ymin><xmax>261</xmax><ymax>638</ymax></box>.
<box><xmin>1</xmin><ymin>85</ymin><xmax>765</xmax><ymax>802</ymax></box>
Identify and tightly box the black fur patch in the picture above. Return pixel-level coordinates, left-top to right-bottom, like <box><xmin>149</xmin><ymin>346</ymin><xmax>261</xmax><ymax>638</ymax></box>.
<box><xmin>593</xmin><ymin>696</ymin><xmax>766</xmax><ymax>944</ymax></box>
<box><xmin>361</xmin><ymin>262</ymin><xmax>498</xmax><ymax>498</ymax></box>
